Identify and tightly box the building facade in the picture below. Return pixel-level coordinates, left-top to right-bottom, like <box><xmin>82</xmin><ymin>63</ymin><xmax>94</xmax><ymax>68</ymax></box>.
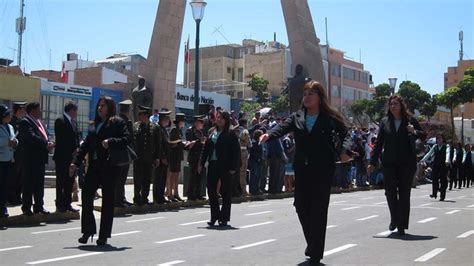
<box><xmin>444</xmin><ymin>59</ymin><xmax>474</xmax><ymax>119</ymax></box>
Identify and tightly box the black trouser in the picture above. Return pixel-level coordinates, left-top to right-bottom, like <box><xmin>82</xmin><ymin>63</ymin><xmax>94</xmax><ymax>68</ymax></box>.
<box><xmin>7</xmin><ymin>160</ymin><xmax>23</xmax><ymax>204</ymax></box>
<box><xmin>431</xmin><ymin>164</ymin><xmax>448</xmax><ymax>200</ymax></box>
<box><xmin>133</xmin><ymin>160</ymin><xmax>152</xmax><ymax>205</ymax></box>
<box><xmin>463</xmin><ymin>163</ymin><xmax>472</xmax><ymax>188</ymax></box>
<box><xmin>207</xmin><ymin>161</ymin><xmax>232</xmax><ymax>222</ymax></box>
<box><xmin>269</xmin><ymin>157</ymin><xmax>285</xmax><ymax>194</ymax></box>
<box><xmin>22</xmin><ymin>161</ymin><xmax>46</xmax><ymax>212</ymax></box>
<box><xmin>55</xmin><ymin>159</ymin><xmax>74</xmax><ymax>210</ymax></box>
<box><xmin>153</xmin><ymin>164</ymin><xmax>168</xmax><ymax>203</ymax></box>
<box><xmin>382</xmin><ymin>164</ymin><xmax>416</xmax><ymax>229</ymax></box>
<box><xmin>81</xmin><ymin>160</ymin><xmax>117</xmax><ymax>239</ymax></box>
<box><xmin>187</xmin><ymin>162</ymin><xmax>202</xmax><ymax>200</ymax></box>
<box><xmin>449</xmin><ymin>163</ymin><xmax>461</xmax><ymax>190</ymax></box>
<box><xmin>114</xmin><ymin>164</ymin><xmax>130</xmax><ymax>205</ymax></box>
<box><xmin>294</xmin><ymin>165</ymin><xmax>332</xmax><ymax>260</ymax></box>
<box><xmin>0</xmin><ymin>162</ymin><xmax>12</xmax><ymax>212</ymax></box>
<box><xmin>259</xmin><ymin>160</ymin><xmax>268</xmax><ymax>191</ymax></box>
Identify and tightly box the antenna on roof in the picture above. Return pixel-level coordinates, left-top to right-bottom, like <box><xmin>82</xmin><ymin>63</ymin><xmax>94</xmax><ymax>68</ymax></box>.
<box><xmin>212</xmin><ymin>25</ymin><xmax>231</xmax><ymax>44</ymax></box>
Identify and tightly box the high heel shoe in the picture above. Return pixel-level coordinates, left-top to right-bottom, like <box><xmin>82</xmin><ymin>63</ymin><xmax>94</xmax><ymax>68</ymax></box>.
<box><xmin>96</xmin><ymin>238</ymin><xmax>107</xmax><ymax>246</ymax></box>
<box><xmin>429</xmin><ymin>194</ymin><xmax>437</xmax><ymax>199</ymax></box>
<box><xmin>174</xmin><ymin>195</ymin><xmax>183</xmax><ymax>202</ymax></box>
<box><xmin>78</xmin><ymin>234</ymin><xmax>94</xmax><ymax>244</ymax></box>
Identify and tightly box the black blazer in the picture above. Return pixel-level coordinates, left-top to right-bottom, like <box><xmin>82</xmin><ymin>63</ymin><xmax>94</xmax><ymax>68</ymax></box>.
<box><xmin>200</xmin><ymin>129</ymin><xmax>241</xmax><ymax>174</ymax></box>
<box><xmin>53</xmin><ymin>115</ymin><xmax>79</xmax><ymax>163</ymax></box>
<box><xmin>74</xmin><ymin>116</ymin><xmax>131</xmax><ymax>168</ymax></box>
<box><xmin>267</xmin><ymin>110</ymin><xmax>352</xmax><ymax>175</ymax></box>
<box><xmin>370</xmin><ymin>116</ymin><xmax>424</xmax><ymax>167</ymax></box>
<box><xmin>18</xmin><ymin>116</ymin><xmax>50</xmax><ymax>164</ymax></box>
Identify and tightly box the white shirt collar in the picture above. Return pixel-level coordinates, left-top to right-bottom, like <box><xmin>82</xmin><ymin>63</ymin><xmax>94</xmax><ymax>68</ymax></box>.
<box><xmin>63</xmin><ymin>112</ymin><xmax>72</xmax><ymax>124</ymax></box>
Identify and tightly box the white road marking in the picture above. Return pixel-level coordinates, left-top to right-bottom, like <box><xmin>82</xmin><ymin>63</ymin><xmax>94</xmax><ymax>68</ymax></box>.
<box><xmin>26</xmin><ymin>252</ymin><xmax>104</xmax><ymax>265</ymax></box>
<box><xmin>156</xmin><ymin>234</ymin><xmax>205</xmax><ymax>244</ymax></box>
<box><xmin>111</xmin><ymin>231</ymin><xmax>141</xmax><ymax>237</ymax></box>
<box><xmin>239</xmin><ymin>221</ymin><xmax>275</xmax><ymax>229</ymax></box>
<box><xmin>356</xmin><ymin>215</ymin><xmax>379</xmax><ymax>221</ymax></box>
<box><xmin>446</xmin><ymin>210</ymin><xmax>460</xmax><ymax>214</ymax></box>
<box><xmin>417</xmin><ymin>217</ymin><xmax>437</xmax><ymax>224</ymax></box>
<box><xmin>376</xmin><ymin>230</ymin><xmax>393</xmax><ymax>237</ymax></box>
<box><xmin>467</xmin><ymin>204</ymin><xmax>474</xmax><ymax>208</ymax></box>
<box><xmin>457</xmin><ymin>230</ymin><xmax>474</xmax><ymax>238</ymax></box>
<box><xmin>323</xmin><ymin>244</ymin><xmax>357</xmax><ymax>256</ymax></box>
<box><xmin>126</xmin><ymin>217</ymin><xmax>165</xmax><ymax>223</ymax></box>
<box><xmin>341</xmin><ymin>206</ymin><xmax>362</xmax><ymax>211</ymax></box>
<box><xmin>179</xmin><ymin>220</ymin><xmax>208</xmax><ymax>226</ymax></box>
<box><xmin>330</xmin><ymin>201</ymin><xmax>347</xmax><ymax>204</ymax></box>
<box><xmin>195</xmin><ymin>210</ymin><xmax>210</xmax><ymax>214</ymax></box>
<box><xmin>31</xmin><ymin>227</ymin><xmax>81</xmax><ymax>234</ymax></box>
<box><xmin>362</xmin><ymin>197</ymin><xmax>374</xmax><ymax>200</ymax></box>
<box><xmin>374</xmin><ymin>201</ymin><xmax>386</xmax><ymax>205</ymax></box>
<box><xmin>232</xmin><ymin>239</ymin><xmax>277</xmax><ymax>250</ymax></box>
<box><xmin>414</xmin><ymin>248</ymin><xmax>446</xmax><ymax>262</ymax></box>
<box><xmin>0</xmin><ymin>246</ymin><xmax>33</xmax><ymax>252</ymax></box>
<box><xmin>157</xmin><ymin>260</ymin><xmax>186</xmax><ymax>266</ymax></box>
<box><xmin>326</xmin><ymin>225</ymin><xmax>338</xmax><ymax>229</ymax></box>
<box><xmin>248</xmin><ymin>203</ymin><xmax>271</xmax><ymax>208</ymax></box>
<box><xmin>245</xmin><ymin>211</ymin><xmax>273</xmax><ymax>216</ymax></box>
<box><xmin>419</xmin><ymin>203</ymin><xmax>433</xmax><ymax>207</ymax></box>
<box><xmin>457</xmin><ymin>195</ymin><xmax>466</xmax><ymax>199</ymax></box>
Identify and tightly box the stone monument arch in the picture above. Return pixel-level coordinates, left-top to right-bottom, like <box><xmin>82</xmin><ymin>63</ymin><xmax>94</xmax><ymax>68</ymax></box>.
<box><xmin>143</xmin><ymin>0</ymin><xmax>325</xmax><ymax>113</ymax></box>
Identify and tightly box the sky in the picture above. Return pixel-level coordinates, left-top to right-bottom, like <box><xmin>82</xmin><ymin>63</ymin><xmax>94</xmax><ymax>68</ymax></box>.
<box><xmin>0</xmin><ymin>0</ymin><xmax>472</xmax><ymax>96</ymax></box>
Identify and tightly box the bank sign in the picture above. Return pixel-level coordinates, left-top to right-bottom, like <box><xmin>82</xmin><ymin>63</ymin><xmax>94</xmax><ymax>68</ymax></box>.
<box><xmin>175</xmin><ymin>86</ymin><xmax>230</xmax><ymax>111</ymax></box>
<box><xmin>41</xmin><ymin>80</ymin><xmax>92</xmax><ymax>97</ymax></box>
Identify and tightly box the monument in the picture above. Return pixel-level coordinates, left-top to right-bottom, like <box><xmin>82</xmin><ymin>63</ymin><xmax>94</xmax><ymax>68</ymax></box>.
<box><xmin>131</xmin><ymin>75</ymin><xmax>153</xmax><ymax>120</ymax></box>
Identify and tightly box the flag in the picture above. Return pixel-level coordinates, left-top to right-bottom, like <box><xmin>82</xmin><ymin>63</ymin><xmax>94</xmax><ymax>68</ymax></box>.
<box><xmin>184</xmin><ymin>35</ymin><xmax>190</xmax><ymax>64</ymax></box>
<box><xmin>60</xmin><ymin>62</ymin><xmax>68</xmax><ymax>83</ymax></box>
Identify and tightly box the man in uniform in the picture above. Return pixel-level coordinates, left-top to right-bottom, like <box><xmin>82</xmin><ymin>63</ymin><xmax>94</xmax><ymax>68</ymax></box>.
<box><xmin>7</xmin><ymin>101</ymin><xmax>27</xmax><ymax>205</ymax></box>
<box><xmin>114</xmin><ymin>99</ymin><xmax>134</xmax><ymax>207</ymax></box>
<box><xmin>185</xmin><ymin>115</ymin><xmax>205</xmax><ymax>201</ymax></box>
<box><xmin>238</xmin><ymin>118</ymin><xmax>251</xmax><ymax>196</ymax></box>
<box><xmin>133</xmin><ymin>106</ymin><xmax>160</xmax><ymax>206</ymax></box>
<box><xmin>153</xmin><ymin>108</ymin><xmax>171</xmax><ymax>204</ymax></box>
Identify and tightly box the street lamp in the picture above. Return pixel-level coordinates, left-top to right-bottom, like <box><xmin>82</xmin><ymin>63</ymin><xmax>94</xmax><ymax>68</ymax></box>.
<box><xmin>388</xmin><ymin>77</ymin><xmax>398</xmax><ymax>95</ymax></box>
<box><xmin>190</xmin><ymin>0</ymin><xmax>207</xmax><ymax>115</ymax></box>
<box><xmin>460</xmin><ymin>104</ymin><xmax>465</xmax><ymax>145</ymax></box>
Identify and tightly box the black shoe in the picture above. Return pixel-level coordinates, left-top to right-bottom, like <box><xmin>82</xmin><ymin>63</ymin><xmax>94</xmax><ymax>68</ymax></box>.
<box><xmin>66</xmin><ymin>207</ymin><xmax>80</xmax><ymax>212</ymax></box>
<box><xmin>398</xmin><ymin>228</ymin><xmax>405</xmax><ymax>235</ymax></box>
<box><xmin>218</xmin><ymin>220</ymin><xmax>228</xmax><ymax>227</ymax></box>
<box><xmin>174</xmin><ymin>196</ymin><xmax>183</xmax><ymax>202</ymax></box>
<box><xmin>305</xmin><ymin>246</ymin><xmax>310</xmax><ymax>256</ymax></box>
<box><xmin>124</xmin><ymin>201</ymin><xmax>133</xmax><ymax>207</ymax></box>
<box><xmin>78</xmin><ymin>234</ymin><xmax>94</xmax><ymax>244</ymax></box>
<box><xmin>429</xmin><ymin>194</ymin><xmax>437</xmax><ymax>199</ymax></box>
<box><xmin>96</xmin><ymin>238</ymin><xmax>107</xmax><ymax>246</ymax></box>
<box><xmin>34</xmin><ymin>208</ymin><xmax>50</xmax><ymax>215</ymax></box>
<box><xmin>22</xmin><ymin>209</ymin><xmax>33</xmax><ymax>216</ymax></box>
<box><xmin>308</xmin><ymin>257</ymin><xmax>321</xmax><ymax>265</ymax></box>
<box><xmin>207</xmin><ymin>219</ymin><xmax>217</xmax><ymax>227</ymax></box>
<box><xmin>170</xmin><ymin>198</ymin><xmax>179</xmax><ymax>203</ymax></box>
<box><xmin>56</xmin><ymin>207</ymin><xmax>67</xmax><ymax>213</ymax></box>
<box><xmin>197</xmin><ymin>196</ymin><xmax>206</xmax><ymax>201</ymax></box>
<box><xmin>439</xmin><ymin>198</ymin><xmax>445</xmax><ymax>201</ymax></box>
<box><xmin>1</xmin><ymin>208</ymin><xmax>9</xmax><ymax>218</ymax></box>
<box><xmin>389</xmin><ymin>222</ymin><xmax>397</xmax><ymax>231</ymax></box>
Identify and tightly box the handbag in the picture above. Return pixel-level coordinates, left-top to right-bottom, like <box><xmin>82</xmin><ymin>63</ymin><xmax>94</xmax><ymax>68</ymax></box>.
<box><xmin>108</xmin><ymin>145</ymin><xmax>137</xmax><ymax>166</ymax></box>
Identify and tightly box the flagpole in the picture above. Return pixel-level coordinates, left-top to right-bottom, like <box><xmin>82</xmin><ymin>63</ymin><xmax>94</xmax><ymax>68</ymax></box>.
<box><xmin>187</xmin><ymin>34</ymin><xmax>190</xmax><ymax>88</ymax></box>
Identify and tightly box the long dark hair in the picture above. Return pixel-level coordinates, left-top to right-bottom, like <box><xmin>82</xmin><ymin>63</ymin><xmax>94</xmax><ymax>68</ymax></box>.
<box><xmin>217</xmin><ymin>110</ymin><xmax>231</xmax><ymax>135</ymax></box>
<box><xmin>386</xmin><ymin>95</ymin><xmax>411</xmax><ymax>121</ymax></box>
<box><xmin>94</xmin><ymin>96</ymin><xmax>117</xmax><ymax>125</ymax></box>
<box><xmin>303</xmin><ymin>80</ymin><xmax>345</xmax><ymax>125</ymax></box>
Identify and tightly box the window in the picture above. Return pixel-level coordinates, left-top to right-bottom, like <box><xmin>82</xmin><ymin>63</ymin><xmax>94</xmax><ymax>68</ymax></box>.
<box><xmin>342</xmin><ymin>86</ymin><xmax>355</xmax><ymax>100</ymax></box>
<box><xmin>331</xmin><ymin>63</ymin><xmax>341</xmax><ymax>77</ymax></box>
<box><xmin>227</xmin><ymin>67</ymin><xmax>231</xmax><ymax>74</ymax></box>
<box><xmin>232</xmin><ymin>68</ymin><xmax>235</xmax><ymax>81</ymax></box>
<box><xmin>331</xmin><ymin>85</ymin><xmax>340</xmax><ymax>98</ymax></box>
<box><xmin>227</xmin><ymin>48</ymin><xmax>234</xmax><ymax>58</ymax></box>
<box><xmin>343</xmin><ymin>67</ymin><xmax>356</xmax><ymax>81</ymax></box>
<box><xmin>238</xmin><ymin>68</ymin><xmax>244</xmax><ymax>82</ymax></box>
<box><xmin>360</xmin><ymin>72</ymin><xmax>369</xmax><ymax>84</ymax></box>
<box><xmin>471</xmin><ymin>120</ymin><xmax>474</xmax><ymax>129</ymax></box>
<box><xmin>237</xmin><ymin>91</ymin><xmax>243</xmax><ymax>99</ymax></box>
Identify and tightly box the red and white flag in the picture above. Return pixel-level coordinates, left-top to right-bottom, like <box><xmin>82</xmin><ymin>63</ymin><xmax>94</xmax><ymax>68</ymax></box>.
<box><xmin>60</xmin><ymin>62</ymin><xmax>68</xmax><ymax>83</ymax></box>
<box><xmin>184</xmin><ymin>35</ymin><xmax>190</xmax><ymax>64</ymax></box>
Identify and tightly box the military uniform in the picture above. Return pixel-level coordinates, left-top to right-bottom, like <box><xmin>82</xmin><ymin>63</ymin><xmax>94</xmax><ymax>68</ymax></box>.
<box><xmin>133</xmin><ymin>113</ymin><xmax>160</xmax><ymax>206</ymax></box>
<box><xmin>153</xmin><ymin>109</ymin><xmax>171</xmax><ymax>204</ymax></box>
<box><xmin>185</xmin><ymin>115</ymin><xmax>205</xmax><ymax>200</ymax></box>
<box><xmin>238</xmin><ymin>126</ymin><xmax>251</xmax><ymax>195</ymax></box>
<box><xmin>7</xmin><ymin>102</ymin><xmax>26</xmax><ymax>205</ymax></box>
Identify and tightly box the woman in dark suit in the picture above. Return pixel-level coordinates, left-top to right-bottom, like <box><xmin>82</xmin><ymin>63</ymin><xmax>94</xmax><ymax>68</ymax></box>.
<box><xmin>70</xmin><ymin>96</ymin><xmax>131</xmax><ymax>246</ymax></box>
<box><xmin>368</xmin><ymin>95</ymin><xmax>424</xmax><ymax>235</ymax></box>
<box><xmin>260</xmin><ymin>80</ymin><xmax>353</xmax><ymax>264</ymax></box>
<box><xmin>199</xmin><ymin>110</ymin><xmax>240</xmax><ymax>227</ymax></box>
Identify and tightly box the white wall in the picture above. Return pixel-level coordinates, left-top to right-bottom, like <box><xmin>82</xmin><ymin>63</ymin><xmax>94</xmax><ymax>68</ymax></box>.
<box><xmin>101</xmin><ymin>67</ymin><xmax>128</xmax><ymax>84</ymax></box>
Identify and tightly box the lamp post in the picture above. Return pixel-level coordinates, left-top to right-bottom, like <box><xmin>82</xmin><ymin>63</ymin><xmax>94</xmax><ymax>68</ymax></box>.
<box><xmin>388</xmin><ymin>77</ymin><xmax>398</xmax><ymax>95</ymax></box>
<box><xmin>460</xmin><ymin>104</ymin><xmax>465</xmax><ymax>145</ymax></box>
<box><xmin>190</xmin><ymin>0</ymin><xmax>207</xmax><ymax>115</ymax></box>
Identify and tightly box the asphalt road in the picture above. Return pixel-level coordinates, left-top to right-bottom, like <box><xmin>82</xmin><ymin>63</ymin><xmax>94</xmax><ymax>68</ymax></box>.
<box><xmin>1</xmin><ymin>184</ymin><xmax>473</xmax><ymax>265</ymax></box>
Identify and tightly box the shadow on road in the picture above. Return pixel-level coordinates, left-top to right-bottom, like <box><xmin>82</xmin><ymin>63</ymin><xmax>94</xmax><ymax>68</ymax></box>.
<box><xmin>440</xmin><ymin>200</ymin><xmax>456</xmax><ymax>203</ymax></box>
<box><xmin>198</xmin><ymin>225</ymin><xmax>240</xmax><ymax>231</ymax></box>
<box><xmin>374</xmin><ymin>233</ymin><xmax>437</xmax><ymax>241</ymax></box>
<box><xmin>64</xmin><ymin>245</ymin><xmax>132</xmax><ymax>252</ymax></box>
<box><xmin>297</xmin><ymin>259</ymin><xmax>326</xmax><ymax>265</ymax></box>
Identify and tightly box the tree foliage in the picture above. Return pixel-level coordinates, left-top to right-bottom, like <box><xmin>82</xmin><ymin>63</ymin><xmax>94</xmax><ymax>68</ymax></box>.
<box><xmin>419</xmin><ymin>95</ymin><xmax>438</xmax><ymax>121</ymax></box>
<box><xmin>398</xmin><ymin>80</ymin><xmax>431</xmax><ymax>113</ymax></box>
<box><xmin>247</xmin><ymin>73</ymin><xmax>270</xmax><ymax>104</ymax></box>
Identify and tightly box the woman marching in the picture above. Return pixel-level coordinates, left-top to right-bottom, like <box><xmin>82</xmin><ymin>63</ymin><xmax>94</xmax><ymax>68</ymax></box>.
<box><xmin>420</xmin><ymin>134</ymin><xmax>450</xmax><ymax>201</ymax></box>
<box><xmin>259</xmin><ymin>80</ymin><xmax>353</xmax><ymax>264</ymax></box>
<box><xmin>199</xmin><ymin>110</ymin><xmax>240</xmax><ymax>227</ymax></box>
<box><xmin>70</xmin><ymin>96</ymin><xmax>131</xmax><ymax>246</ymax></box>
<box><xmin>368</xmin><ymin>95</ymin><xmax>425</xmax><ymax>235</ymax></box>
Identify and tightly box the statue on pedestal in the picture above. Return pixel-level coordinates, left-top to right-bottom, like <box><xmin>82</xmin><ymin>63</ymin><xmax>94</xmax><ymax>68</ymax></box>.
<box><xmin>288</xmin><ymin>64</ymin><xmax>307</xmax><ymax>113</ymax></box>
<box><xmin>131</xmin><ymin>75</ymin><xmax>153</xmax><ymax>121</ymax></box>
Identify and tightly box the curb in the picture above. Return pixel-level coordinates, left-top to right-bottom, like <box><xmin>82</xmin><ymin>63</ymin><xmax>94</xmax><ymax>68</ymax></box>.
<box><xmin>0</xmin><ymin>212</ymin><xmax>80</xmax><ymax>227</ymax></box>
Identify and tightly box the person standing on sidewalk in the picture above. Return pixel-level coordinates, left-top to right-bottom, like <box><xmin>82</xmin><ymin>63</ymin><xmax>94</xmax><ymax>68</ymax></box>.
<box><xmin>238</xmin><ymin>118</ymin><xmax>251</xmax><ymax>196</ymax></box>
<box><xmin>71</xmin><ymin>96</ymin><xmax>131</xmax><ymax>246</ymax></box>
<box><xmin>420</xmin><ymin>133</ymin><xmax>450</xmax><ymax>201</ymax></box>
<box><xmin>167</xmin><ymin>113</ymin><xmax>186</xmax><ymax>202</ymax></box>
<box><xmin>0</xmin><ymin>105</ymin><xmax>18</xmax><ymax>217</ymax></box>
<box><xmin>462</xmin><ymin>144</ymin><xmax>473</xmax><ymax>188</ymax></box>
<box><xmin>7</xmin><ymin>101</ymin><xmax>26</xmax><ymax>206</ymax></box>
<box><xmin>368</xmin><ymin>95</ymin><xmax>425</xmax><ymax>235</ymax></box>
<box><xmin>19</xmin><ymin>102</ymin><xmax>55</xmax><ymax>216</ymax></box>
<box><xmin>199</xmin><ymin>110</ymin><xmax>240</xmax><ymax>227</ymax></box>
<box><xmin>153</xmin><ymin>108</ymin><xmax>172</xmax><ymax>204</ymax></box>
<box><xmin>259</xmin><ymin>80</ymin><xmax>353</xmax><ymax>264</ymax></box>
<box><xmin>185</xmin><ymin>115</ymin><xmax>205</xmax><ymax>201</ymax></box>
<box><xmin>53</xmin><ymin>101</ymin><xmax>80</xmax><ymax>212</ymax></box>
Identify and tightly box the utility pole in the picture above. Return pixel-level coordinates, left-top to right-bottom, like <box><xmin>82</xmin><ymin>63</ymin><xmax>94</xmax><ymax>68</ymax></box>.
<box><xmin>459</xmin><ymin>30</ymin><xmax>464</xmax><ymax>61</ymax></box>
<box><xmin>16</xmin><ymin>0</ymin><xmax>26</xmax><ymax>66</ymax></box>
